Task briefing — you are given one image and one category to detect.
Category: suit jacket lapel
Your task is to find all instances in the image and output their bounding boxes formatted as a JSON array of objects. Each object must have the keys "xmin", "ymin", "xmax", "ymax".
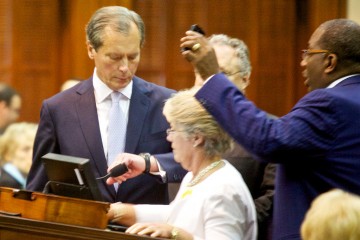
[
  {"xmin": 75, "ymin": 79, "xmax": 108, "ymax": 177},
  {"xmin": 126, "ymin": 78, "xmax": 150, "ymax": 153}
]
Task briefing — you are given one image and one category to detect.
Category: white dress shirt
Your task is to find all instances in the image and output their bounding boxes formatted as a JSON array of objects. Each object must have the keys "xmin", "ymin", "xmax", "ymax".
[
  {"xmin": 327, "ymin": 74, "xmax": 360, "ymax": 88},
  {"xmin": 92, "ymin": 68, "xmax": 133, "ymax": 161}
]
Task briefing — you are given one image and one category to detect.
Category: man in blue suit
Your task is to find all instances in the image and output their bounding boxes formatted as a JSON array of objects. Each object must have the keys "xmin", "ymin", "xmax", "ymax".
[
  {"xmin": 26, "ymin": 6, "xmax": 186, "ymax": 204},
  {"xmin": 180, "ymin": 19, "xmax": 360, "ymax": 240}
]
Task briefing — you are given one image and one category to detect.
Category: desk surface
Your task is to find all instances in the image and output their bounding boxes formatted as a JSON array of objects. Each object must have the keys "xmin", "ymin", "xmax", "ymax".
[{"xmin": 0, "ymin": 214, "xmax": 164, "ymax": 240}]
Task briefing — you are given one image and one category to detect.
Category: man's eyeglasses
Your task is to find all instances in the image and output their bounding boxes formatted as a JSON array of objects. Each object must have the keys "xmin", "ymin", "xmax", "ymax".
[
  {"xmin": 302, "ymin": 49, "xmax": 330, "ymax": 60},
  {"xmin": 221, "ymin": 70, "xmax": 242, "ymax": 77}
]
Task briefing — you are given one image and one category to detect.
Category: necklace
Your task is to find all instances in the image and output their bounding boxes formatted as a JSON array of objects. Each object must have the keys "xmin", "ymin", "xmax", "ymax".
[{"xmin": 187, "ymin": 160, "xmax": 222, "ymax": 187}]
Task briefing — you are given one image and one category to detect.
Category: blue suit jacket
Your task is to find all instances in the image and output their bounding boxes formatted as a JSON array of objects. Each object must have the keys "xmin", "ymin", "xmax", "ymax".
[
  {"xmin": 27, "ymin": 76, "xmax": 186, "ymax": 204},
  {"xmin": 195, "ymin": 74, "xmax": 360, "ymax": 240}
]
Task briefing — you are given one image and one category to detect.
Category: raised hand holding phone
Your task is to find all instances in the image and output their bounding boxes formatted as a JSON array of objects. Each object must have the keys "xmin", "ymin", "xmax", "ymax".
[{"xmin": 182, "ymin": 24, "xmax": 206, "ymax": 51}]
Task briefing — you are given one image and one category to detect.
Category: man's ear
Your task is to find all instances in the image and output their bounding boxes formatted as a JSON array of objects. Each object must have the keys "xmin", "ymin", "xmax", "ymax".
[
  {"xmin": 86, "ymin": 42, "xmax": 95, "ymax": 59},
  {"xmin": 241, "ymin": 75, "xmax": 250, "ymax": 89},
  {"xmin": 324, "ymin": 53, "xmax": 337, "ymax": 73}
]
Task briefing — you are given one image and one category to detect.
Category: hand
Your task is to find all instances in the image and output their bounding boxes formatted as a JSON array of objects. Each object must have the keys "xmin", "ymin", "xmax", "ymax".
[
  {"xmin": 107, "ymin": 202, "xmax": 123, "ymax": 222},
  {"xmin": 180, "ymin": 30, "xmax": 220, "ymax": 81},
  {"xmin": 126, "ymin": 222, "xmax": 173, "ymax": 238},
  {"xmin": 107, "ymin": 202, "xmax": 136, "ymax": 226},
  {"xmin": 106, "ymin": 153, "xmax": 148, "ymax": 185}
]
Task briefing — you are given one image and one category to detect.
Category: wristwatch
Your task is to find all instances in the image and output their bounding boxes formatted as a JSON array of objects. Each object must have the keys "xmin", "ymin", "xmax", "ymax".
[{"xmin": 139, "ymin": 153, "xmax": 151, "ymax": 173}]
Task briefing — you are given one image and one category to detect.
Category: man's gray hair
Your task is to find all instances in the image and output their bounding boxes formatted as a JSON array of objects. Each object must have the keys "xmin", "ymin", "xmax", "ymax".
[
  {"xmin": 86, "ymin": 6, "xmax": 145, "ymax": 51},
  {"xmin": 208, "ymin": 34, "xmax": 252, "ymax": 78}
]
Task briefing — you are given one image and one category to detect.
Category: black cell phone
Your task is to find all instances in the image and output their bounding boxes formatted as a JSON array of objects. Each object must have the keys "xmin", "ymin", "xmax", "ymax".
[
  {"xmin": 183, "ymin": 24, "xmax": 206, "ymax": 51},
  {"xmin": 190, "ymin": 24, "xmax": 205, "ymax": 35}
]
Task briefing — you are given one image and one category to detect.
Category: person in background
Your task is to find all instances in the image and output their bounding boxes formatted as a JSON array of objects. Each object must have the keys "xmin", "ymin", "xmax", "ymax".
[
  {"xmin": 107, "ymin": 87, "xmax": 257, "ymax": 240},
  {"xmin": 0, "ymin": 122, "xmax": 38, "ymax": 189},
  {"xmin": 60, "ymin": 79, "xmax": 81, "ymax": 91},
  {"xmin": 0, "ymin": 83, "xmax": 22, "ymax": 134},
  {"xmin": 194, "ymin": 34, "xmax": 275, "ymax": 240},
  {"xmin": 180, "ymin": 18, "xmax": 360, "ymax": 240},
  {"xmin": 301, "ymin": 189, "xmax": 360, "ymax": 240},
  {"xmin": 26, "ymin": 6, "xmax": 186, "ymax": 204}
]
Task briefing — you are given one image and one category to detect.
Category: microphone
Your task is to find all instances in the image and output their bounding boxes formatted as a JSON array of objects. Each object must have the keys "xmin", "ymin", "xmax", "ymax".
[{"xmin": 96, "ymin": 163, "xmax": 128, "ymax": 180}]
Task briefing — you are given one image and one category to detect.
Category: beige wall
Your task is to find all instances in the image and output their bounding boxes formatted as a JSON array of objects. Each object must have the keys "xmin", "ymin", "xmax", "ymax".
[{"xmin": 347, "ymin": 0, "xmax": 360, "ymax": 24}]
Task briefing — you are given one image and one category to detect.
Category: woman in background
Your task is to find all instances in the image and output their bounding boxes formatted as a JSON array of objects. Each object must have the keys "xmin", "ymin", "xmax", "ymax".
[
  {"xmin": 107, "ymin": 87, "xmax": 257, "ymax": 240},
  {"xmin": 0, "ymin": 122, "xmax": 38, "ymax": 189},
  {"xmin": 301, "ymin": 189, "xmax": 360, "ymax": 240}
]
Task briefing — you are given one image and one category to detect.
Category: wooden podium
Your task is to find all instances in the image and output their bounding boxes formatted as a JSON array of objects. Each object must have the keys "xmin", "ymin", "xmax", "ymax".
[
  {"xmin": 0, "ymin": 214, "xmax": 160, "ymax": 240},
  {"xmin": 0, "ymin": 187, "xmax": 163, "ymax": 240}
]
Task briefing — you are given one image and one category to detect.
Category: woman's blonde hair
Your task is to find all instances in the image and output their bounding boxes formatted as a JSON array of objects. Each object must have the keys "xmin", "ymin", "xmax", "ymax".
[
  {"xmin": 0, "ymin": 122, "xmax": 38, "ymax": 166},
  {"xmin": 163, "ymin": 87, "xmax": 232, "ymax": 158},
  {"xmin": 301, "ymin": 189, "xmax": 360, "ymax": 240}
]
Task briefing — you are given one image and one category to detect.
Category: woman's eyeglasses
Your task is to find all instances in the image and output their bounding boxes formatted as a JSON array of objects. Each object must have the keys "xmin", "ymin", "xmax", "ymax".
[{"xmin": 166, "ymin": 128, "xmax": 184, "ymax": 136}]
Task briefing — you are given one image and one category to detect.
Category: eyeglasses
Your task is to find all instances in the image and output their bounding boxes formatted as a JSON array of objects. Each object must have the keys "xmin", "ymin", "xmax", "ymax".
[
  {"xmin": 221, "ymin": 70, "xmax": 242, "ymax": 77},
  {"xmin": 302, "ymin": 49, "xmax": 330, "ymax": 60},
  {"xmin": 166, "ymin": 128, "xmax": 184, "ymax": 136}
]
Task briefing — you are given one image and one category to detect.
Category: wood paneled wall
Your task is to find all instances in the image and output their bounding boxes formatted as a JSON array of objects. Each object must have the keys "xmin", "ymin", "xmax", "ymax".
[{"xmin": 0, "ymin": 0, "xmax": 346, "ymax": 123}]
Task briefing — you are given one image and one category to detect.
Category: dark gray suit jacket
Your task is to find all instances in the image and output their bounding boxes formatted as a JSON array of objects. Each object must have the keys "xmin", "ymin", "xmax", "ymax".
[{"xmin": 27, "ymin": 76, "xmax": 186, "ymax": 204}]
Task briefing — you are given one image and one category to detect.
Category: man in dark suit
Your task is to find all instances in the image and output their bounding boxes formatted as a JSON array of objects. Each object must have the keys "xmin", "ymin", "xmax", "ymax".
[
  {"xmin": 26, "ymin": 6, "xmax": 186, "ymax": 204},
  {"xmin": 195, "ymin": 34, "xmax": 275, "ymax": 240},
  {"xmin": 180, "ymin": 19, "xmax": 360, "ymax": 240}
]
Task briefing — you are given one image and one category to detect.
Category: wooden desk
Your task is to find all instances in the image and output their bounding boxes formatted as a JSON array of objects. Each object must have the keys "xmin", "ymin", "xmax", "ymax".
[
  {"xmin": 0, "ymin": 215, "xmax": 163, "ymax": 240},
  {"xmin": 0, "ymin": 187, "xmax": 164, "ymax": 239},
  {"xmin": 0, "ymin": 187, "xmax": 109, "ymax": 229}
]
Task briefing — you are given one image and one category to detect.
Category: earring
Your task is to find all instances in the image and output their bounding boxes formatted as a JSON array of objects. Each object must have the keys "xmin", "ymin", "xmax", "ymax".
[{"xmin": 193, "ymin": 144, "xmax": 198, "ymax": 147}]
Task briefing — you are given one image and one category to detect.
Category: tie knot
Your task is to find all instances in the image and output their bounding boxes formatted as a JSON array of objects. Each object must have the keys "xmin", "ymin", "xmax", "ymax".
[{"xmin": 111, "ymin": 91, "xmax": 122, "ymax": 102}]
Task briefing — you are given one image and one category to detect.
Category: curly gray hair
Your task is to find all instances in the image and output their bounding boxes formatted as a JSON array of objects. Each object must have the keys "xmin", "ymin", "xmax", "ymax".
[{"xmin": 208, "ymin": 34, "xmax": 252, "ymax": 78}]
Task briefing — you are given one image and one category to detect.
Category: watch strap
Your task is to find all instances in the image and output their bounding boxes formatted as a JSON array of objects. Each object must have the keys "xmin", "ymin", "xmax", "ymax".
[{"xmin": 140, "ymin": 153, "xmax": 151, "ymax": 173}]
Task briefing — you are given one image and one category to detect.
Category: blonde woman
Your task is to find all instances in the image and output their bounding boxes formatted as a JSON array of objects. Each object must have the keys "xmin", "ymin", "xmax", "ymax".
[
  {"xmin": 301, "ymin": 189, "xmax": 360, "ymax": 240},
  {"xmin": 107, "ymin": 88, "xmax": 257, "ymax": 240},
  {"xmin": 0, "ymin": 122, "xmax": 38, "ymax": 189}
]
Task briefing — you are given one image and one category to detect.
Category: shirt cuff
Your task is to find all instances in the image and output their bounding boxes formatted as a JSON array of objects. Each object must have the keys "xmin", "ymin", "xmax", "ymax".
[
  {"xmin": 204, "ymin": 74, "xmax": 216, "ymax": 84},
  {"xmin": 149, "ymin": 159, "xmax": 167, "ymax": 183}
]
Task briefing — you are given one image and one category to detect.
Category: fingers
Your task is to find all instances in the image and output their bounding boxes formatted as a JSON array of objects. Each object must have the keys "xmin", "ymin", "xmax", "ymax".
[
  {"xmin": 180, "ymin": 30, "xmax": 220, "ymax": 80},
  {"xmin": 181, "ymin": 49, "xmax": 195, "ymax": 63},
  {"xmin": 107, "ymin": 171, "xmax": 132, "ymax": 185},
  {"xmin": 107, "ymin": 153, "xmax": 133, "ymax": 174},
  {"xmin": 106, "ymin": 153, "xmax": 131, "ymax": 185},
  {"xmin": 179, "ymin": 30, "xmax": 209, "ymax": 63},
  {"xmin": 126, "ymin": 223, "xmax": 148, "ymax": 235},
  {"xmin": 126, "ymin": 223, "xmax": 171, "ymax": 238},
  {"xmin": 106, "ymin": 153, "xmax": 146, "ymax": 185},
  {"xmin": 180, "ymin": 31, "xmax": 206, "ymax": 54},
  {"xmin": 106, "ymin": 175, "xmax": 126, "ymax": 185}
]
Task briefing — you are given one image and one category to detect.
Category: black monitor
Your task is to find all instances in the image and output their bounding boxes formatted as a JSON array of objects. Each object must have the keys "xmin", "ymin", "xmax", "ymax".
[{"xmin": 42, "ymin": 153, "xmax": 104, "ymax": 202}]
